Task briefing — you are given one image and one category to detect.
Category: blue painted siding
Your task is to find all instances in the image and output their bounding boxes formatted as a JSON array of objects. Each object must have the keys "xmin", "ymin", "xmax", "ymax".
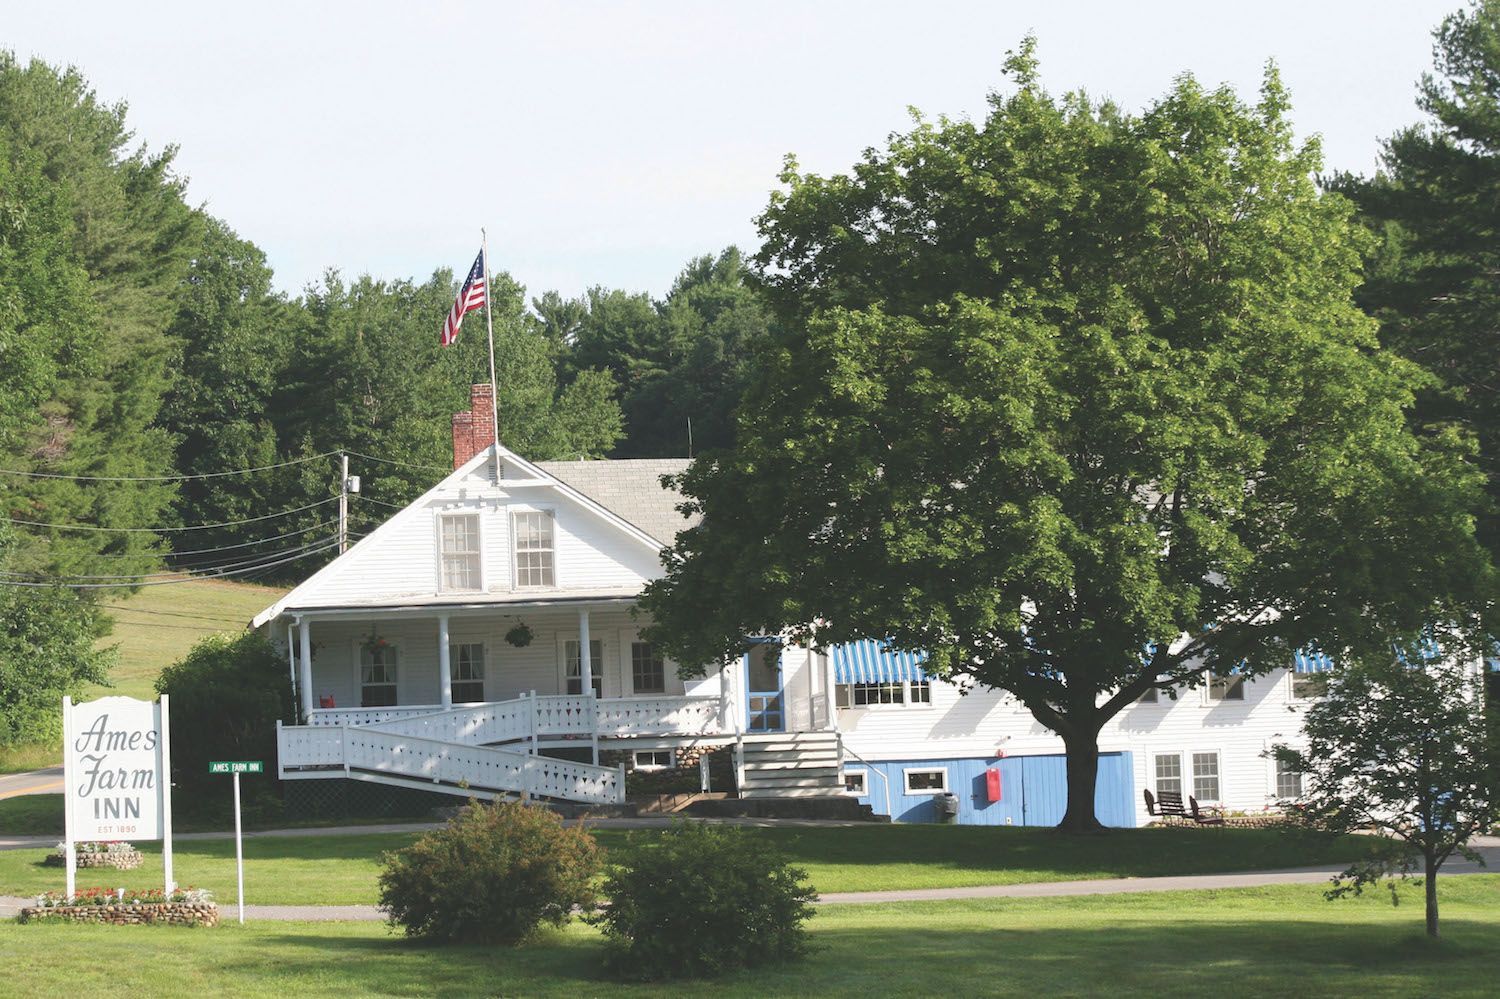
[{"xmin": 848, "ymin": 752, "xmax": 1136, "ymax": 827}]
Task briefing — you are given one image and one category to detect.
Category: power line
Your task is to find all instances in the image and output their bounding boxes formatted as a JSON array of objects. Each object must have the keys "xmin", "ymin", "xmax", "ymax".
[
  {"xmin": 4, "ymin": 496, "xmax": 339, "ymax": 533},
  {"xmin": 0, "ymin": 536, "xmax": 338, "ymax": 581},
  {"xmin": 356, "ymin": 496, "xmax": 409, "ymax": 511},
  {"xmin": 72, "ymin": 519, "xmax": 341, "ymax": 559},
  {"xmin": 0, "ymin": 450, "xmax": 344, "ymax": 482},
  {"xmin": 0, "ymin": 540, "xmax": 341, "ymax": 589},
  {"xmin": 341, "ymin": 449, "xmax": 453, "ymax": 473}
]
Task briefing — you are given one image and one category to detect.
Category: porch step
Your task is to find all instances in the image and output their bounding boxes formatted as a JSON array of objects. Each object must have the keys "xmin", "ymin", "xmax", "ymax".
[
  {"xmin": 743, "ymin": 757, "xmax": 840, "ymax": 771},
  {"xmin": 736, "ymin": 731, "xmax": 846, "ymax": 798}
]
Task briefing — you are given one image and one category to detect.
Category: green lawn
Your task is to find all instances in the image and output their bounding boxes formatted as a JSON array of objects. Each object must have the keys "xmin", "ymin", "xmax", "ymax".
[
  {"xmin": 0, "ymin": 822, "xmax": 1391, "ymax": 905},
  {"xmin": 90, "ymin": 578, "xmax": 288, "ymax": 701},
  {"xmin": 3, "ymin": 880, "xmax": 1498, "ymax": 997},
  {"xmin": 0, "ymin": 579, "xmax": 285, "ymax": 774}
]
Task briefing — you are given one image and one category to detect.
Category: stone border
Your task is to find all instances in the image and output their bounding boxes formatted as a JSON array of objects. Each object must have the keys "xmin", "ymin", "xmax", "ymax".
[
  {"xmin": 41, "ymin": 848, "xmax": 145, "ymax": 870},
  {"xmin": 18, "ymin": 902, "xmax": 219, "ymax": 926}
]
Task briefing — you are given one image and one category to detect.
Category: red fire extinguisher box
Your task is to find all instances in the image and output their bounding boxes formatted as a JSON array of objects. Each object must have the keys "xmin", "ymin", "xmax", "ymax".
[{"xmin": 985, "ymin": 767, "xmax": 1002, "ymax": 803}]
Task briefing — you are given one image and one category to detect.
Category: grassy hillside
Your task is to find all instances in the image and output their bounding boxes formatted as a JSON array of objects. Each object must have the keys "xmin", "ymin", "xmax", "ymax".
[
  {"xmin": 0, "ymin": 579, "xmax": 287, "ymax": 773},
  {"xmin": 90, "ymin": 579, "xmax": 289, "ymax": 701}
]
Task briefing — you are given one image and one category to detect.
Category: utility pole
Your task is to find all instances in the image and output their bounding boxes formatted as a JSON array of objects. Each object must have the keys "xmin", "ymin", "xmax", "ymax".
[{"xmin": 338, "ymin": 452, "xmax": 349, "ymax": 554}]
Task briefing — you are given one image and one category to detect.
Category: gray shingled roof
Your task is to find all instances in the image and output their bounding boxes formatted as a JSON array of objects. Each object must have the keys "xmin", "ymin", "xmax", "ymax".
[{"xmin": 536, "ymin": 458, "xmax": 699, "ymax": 545}]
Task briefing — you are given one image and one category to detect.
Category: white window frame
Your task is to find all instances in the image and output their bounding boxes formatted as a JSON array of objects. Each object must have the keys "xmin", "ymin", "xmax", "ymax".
[
  {"xmin": 510, "ymin": 507, "xmax": 556, "ymax": 589},
  {"xmin": 903, "ymin": 767, "xmax": 949, "ymax": 795},
  {"xmin": 1270, "ymin": 750, "xmax": 1303, "ymax": 800},
  {"xmin": 1288, "ymin": 669, "xmax": 1329, "ymax": 702},
  {"xmin": 449, "ymin": 641, "xmax": 486, "ymax": 704},
  {"xmin": 1204, "ymin": 672, "xmax": 1246, "ymax": 704},
  {"xmin": 838, "ymin": 680, "xmax": 933, "ymax": 709},
  {"xmin": 630, "ymin": 640, "xmax": 667, "ymax": 695},
  {"xmin": 354, "ymin": 639, "xmax": 400, "ymax": 708},
  {"xmin": 1191, "ymin": 749, "xmax": 1223, "ymax": 804},
  {"xmin": 842, "ymin": 769, "xmax": 868, "ymax": 796},
  {"xmin": 1152, "ymin": 751, "xmax": 1184, "ymax": 798},
  {"xmin": 435, "ymin": 510, "xmax": 485, "ymax": 593},
  {"xmin": 632, "ymin": 749, "xmax": 674, "ymax": 771}
]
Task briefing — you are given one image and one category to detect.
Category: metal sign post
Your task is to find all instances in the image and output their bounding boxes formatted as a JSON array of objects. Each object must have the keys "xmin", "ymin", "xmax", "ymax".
[{"xmin": 208, "ymin": 761, "xmax": 263, "ymax": 924}]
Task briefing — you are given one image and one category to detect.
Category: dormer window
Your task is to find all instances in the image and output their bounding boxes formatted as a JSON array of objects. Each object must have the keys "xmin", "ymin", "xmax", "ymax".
[
  {"xmin": 440, "ymin": 513, "xmax": 481, "ymax": 591},
  {"xmin": 512, "ymin": 510, "xmax": 555, "ymax": 587}
]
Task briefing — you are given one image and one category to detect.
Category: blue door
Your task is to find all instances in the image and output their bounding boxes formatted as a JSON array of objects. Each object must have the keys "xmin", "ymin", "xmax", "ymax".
[{"xmin": 744, "ymin": 643, "xmax": 784, "ymax": 732}]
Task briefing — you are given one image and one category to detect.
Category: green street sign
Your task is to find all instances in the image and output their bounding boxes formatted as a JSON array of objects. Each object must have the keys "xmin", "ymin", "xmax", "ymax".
[{"xmin": 208, "ymin": 761, "xmax": 264, "ymax": 775}]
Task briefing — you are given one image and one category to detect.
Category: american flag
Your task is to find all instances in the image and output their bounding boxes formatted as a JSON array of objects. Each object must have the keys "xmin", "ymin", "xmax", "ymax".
[{"xmin": 440, "ymin": 249, "xmax": 487, "ymax": 346}]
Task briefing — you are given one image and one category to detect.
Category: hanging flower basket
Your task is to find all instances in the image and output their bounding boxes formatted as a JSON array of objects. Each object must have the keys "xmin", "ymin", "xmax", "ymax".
[
  {"xmin": 505, "ymin": 622, "xmax": 534, "ymax": 648},
  {"xmin": 361, "ymin": 630, "xmax": 392, "ymax": 656}
]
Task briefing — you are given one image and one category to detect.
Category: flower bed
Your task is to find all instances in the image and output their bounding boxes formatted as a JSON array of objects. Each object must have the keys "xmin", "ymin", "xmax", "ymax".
[
  {"xmin": 19, "ymin": 887, "xmax": 218, "ymax": 926},
  {"xmin": 41, "ymin": 842, "xmax": 144, "ymax": 870}
]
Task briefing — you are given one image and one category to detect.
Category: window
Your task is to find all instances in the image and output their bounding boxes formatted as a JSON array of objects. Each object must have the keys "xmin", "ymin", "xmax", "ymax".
[
  {"xmin": 1137, "ymin": 687, "xmax": 1159, "ymax": 704},
  {"xmin": 843, "ymin": 770, "xmax": 868, "ymax": 796},
  {"xmin": 1192, "ymin": 751, "xmax": 1221, "ymax": 802},
  {"xmin": 631, "ymin": 642, "xmax": 666, "ymax": 695},
  {"xmin": 565, "ymin": 639, "xmax": 603, "ymax": 697},
  {"xmin": 904, "ymin": 768, "xmax": 948, "ymax": 794},
  {"xmin": 439, "ymin": 514, "xmax": 481, "ymax": 591},
  {"xmin": 1207, "ymin": 672, "xmax": 1245, "ymax": 701},
  {"xmin": 851, "ymin": 682, "xmax": 904, "ymax": 706},
  {"xmin": 512, "ymin": 511, "xmax": 555, "ymax": 587},
  {"xmin": 450, "ymin": 643, "xmax": 485, "ymax": 704},
  {"xmin": 1274, "ymin": 756, "xmax": 1303, "ymax": 799},
  {"xmin": 360, "ymin": 644, "xmax": 397, "ymax": 707},
  {"xmin": 632, "ymin": 749, "xmax": 673, "ymax": 771},
  {"xmin": 908, "ymin": 679, "xmax": 932, "ymax": 704},
  {"xmin": 1291, "ymin": 673, "xmax": 1328, "ymax": 700},
  {"xmin": 1153, "ymin": 753, "xmax": 1182, "ymax": 797}
]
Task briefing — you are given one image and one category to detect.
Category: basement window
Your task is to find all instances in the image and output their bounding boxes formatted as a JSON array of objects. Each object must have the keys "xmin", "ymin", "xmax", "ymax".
[
  {"xmin": 903, "ymin": 768, "xmax": 948, "ymax": 794},
  {"xmin": 843, "ymin": 770, "xmax": 868, "ymax": 796},
  {"xmin": 633, "ymin": 750, "xmax": 673, "ymax": 771}
]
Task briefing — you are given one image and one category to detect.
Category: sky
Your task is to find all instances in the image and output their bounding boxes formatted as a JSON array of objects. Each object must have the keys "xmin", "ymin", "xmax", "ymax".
[{"xmin": 4, "ymin": 1, "xmax": 1460, "ymax": 301}]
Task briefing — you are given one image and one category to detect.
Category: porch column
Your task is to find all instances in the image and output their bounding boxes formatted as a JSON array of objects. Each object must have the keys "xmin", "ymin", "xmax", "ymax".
[
  {"xmin": 578, "ymin": 607, "xmax": 593, "ymax": 697},
  {"xmin": 297, "ymin": 616, "xmax": 313, "ymax": 721},
  {"xmin": 437, "ymin": 614, "xmax": 453, "ymax": 709},
  {"xmin": 824, "ymin": 650, "xmax": 840, "ymax": 732}
]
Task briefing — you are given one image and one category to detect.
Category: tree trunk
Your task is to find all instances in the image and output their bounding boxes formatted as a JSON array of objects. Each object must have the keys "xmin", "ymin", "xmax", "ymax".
[
  {"xmin": 1058, "ymin": 728, "xmax": 1106, "ymax": 833},
  {"xmin": 1425, "ymin": 851, "xmax": 1439, "ymax": 939}
]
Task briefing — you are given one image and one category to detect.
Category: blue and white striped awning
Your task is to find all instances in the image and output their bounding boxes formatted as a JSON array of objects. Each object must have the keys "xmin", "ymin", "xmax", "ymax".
[
  {"xmin": 831, "ymin": 640, "xmax": 929, "ymax": 684},
  {"xmin": 1293, "ymin": 647, "xmax": 1335, "ymax": 674}
]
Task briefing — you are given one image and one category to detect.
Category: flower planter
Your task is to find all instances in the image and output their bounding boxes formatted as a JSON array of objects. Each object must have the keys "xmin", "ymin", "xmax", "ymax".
[
  {"xmin": 42, "ymin": 843, "xmax": 144, "ymax": 870},
  {"xmin": 21, "ymin": 887, "xmax": 217, "ymax": 926},
  {"xmin": 18, "ymin": 902, "xmax": 219, "ymax": 927}
]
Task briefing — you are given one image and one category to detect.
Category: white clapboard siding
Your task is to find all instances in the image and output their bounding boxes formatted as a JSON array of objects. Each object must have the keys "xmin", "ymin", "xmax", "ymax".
[
  {"xmin": 837, "ymin": 669, "xmax": 1317, "ymax": 825},
  {"xmin": 259, "ymin": 450, "xmax": 667, "ymax": 621}
]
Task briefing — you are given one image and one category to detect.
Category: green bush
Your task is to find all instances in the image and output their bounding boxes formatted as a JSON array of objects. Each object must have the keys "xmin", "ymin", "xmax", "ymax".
[
  {"xmin": 154, "ymin": 631, "xmax": 291, "ymax": 811},
  {"xmin": 379, "ymin": 800, "xmax": 601, "ymax": 944},
  {"xmin": 592, "ymin": 821, "xmax": 817, "ymax": 979}
]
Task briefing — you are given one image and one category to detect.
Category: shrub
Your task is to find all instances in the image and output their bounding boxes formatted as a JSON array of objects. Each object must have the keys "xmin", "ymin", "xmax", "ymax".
[
  {"xmin": 593, "ymin": 821, "xmax": 817, "ymax": 979},
  {"xmin": 154, "ymin": 632, "xmax": 292, "ymax": 814},
  {"xmin": 378, "ymin": 800, "xmax": 600, "ymax": 944}
]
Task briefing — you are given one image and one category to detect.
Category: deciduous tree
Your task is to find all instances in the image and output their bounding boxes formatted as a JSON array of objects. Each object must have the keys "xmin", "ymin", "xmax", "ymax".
[{"xmin": 643, "ymin": 42, "xmax": 1495, "ymax": 831}]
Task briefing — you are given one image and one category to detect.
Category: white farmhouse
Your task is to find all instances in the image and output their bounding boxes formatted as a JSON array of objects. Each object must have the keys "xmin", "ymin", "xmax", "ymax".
[{"xmin": 257, "ymin": 385, "xmax": 1358, "ymax": 827}]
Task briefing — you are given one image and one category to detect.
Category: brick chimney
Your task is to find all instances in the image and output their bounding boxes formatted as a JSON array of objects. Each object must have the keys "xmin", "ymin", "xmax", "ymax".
[{"xmin": 452, "ymin": 383, "xmax": 497, "ymax": 469}]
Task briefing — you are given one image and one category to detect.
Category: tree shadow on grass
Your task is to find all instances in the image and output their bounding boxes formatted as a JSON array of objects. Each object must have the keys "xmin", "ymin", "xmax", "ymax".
[{"xmin": 202, "ymin": 905, "xmax": 1500, "ymax": 998}]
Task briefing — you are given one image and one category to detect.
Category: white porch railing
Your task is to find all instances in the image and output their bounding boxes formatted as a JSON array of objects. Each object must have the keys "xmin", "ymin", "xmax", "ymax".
[
  {"xmin": 301, "ymin": 694, "xmax": 727, "ymax": 741},
  {"xmin": 306, "ymin": 705, "xmax": 442, "ymax": 727},
  {"xmin": 278, "ymin": 722, "xmax": 625, "ymax": 804},
  {"xmin": 357, "ymin": 699, "xmax": 533, "ymax": 745},
  {"xmin": 596, "ymin": 695, "xmax": 727, "ymax": 738}
]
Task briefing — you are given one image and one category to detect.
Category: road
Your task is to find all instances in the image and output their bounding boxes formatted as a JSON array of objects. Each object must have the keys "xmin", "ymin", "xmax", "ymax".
[{"xmin": 0, "ymin": 767, "xmax": 62, "ymax": 802}]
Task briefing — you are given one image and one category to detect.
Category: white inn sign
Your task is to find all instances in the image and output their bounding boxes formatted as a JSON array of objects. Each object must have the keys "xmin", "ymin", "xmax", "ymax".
[{"xmin": 62, "ymin": 695, "xmax": 175, "ymax": 900}]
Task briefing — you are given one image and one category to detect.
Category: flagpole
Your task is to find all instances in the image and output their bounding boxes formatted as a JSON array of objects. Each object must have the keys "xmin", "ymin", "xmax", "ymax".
[{"xmin": 481, "ymin": 228, "xmax": 500, "ymax": 452}]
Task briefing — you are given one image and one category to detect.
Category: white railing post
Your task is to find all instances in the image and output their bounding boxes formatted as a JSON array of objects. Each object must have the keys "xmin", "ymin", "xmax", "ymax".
[
  {"xmin": 617, "ymin": 761, "xmax": 627, "ymax": 804},
  {"xmin": 528, "ymin": 689, "xmax": 538, "ymax": 756},
  {"xmin": 275, "ymin": 720, "xmax": 284, "ymax": 778}
]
